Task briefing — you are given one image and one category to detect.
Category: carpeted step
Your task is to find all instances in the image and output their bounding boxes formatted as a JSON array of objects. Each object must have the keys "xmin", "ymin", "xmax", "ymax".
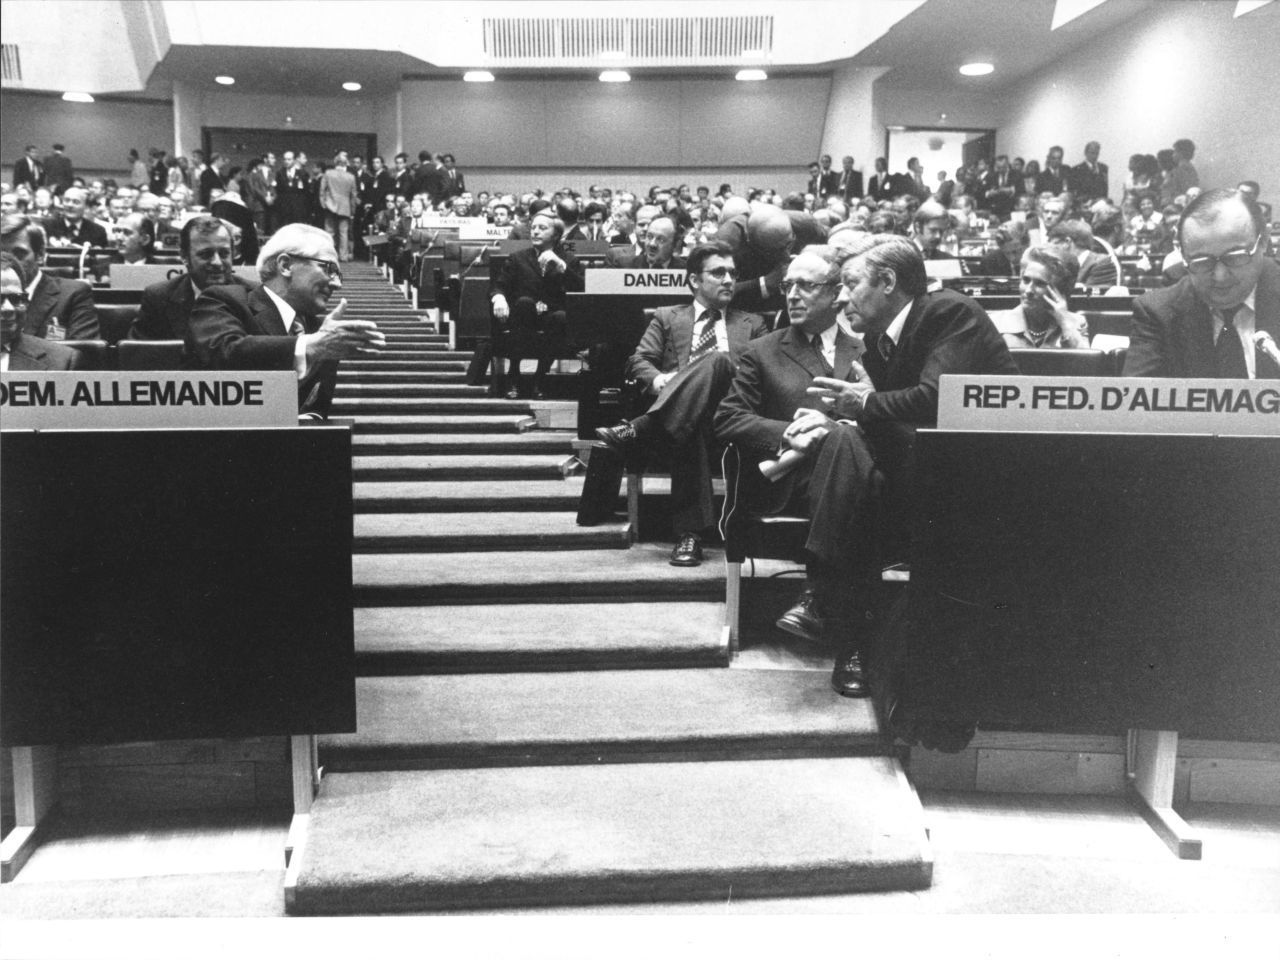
[
  {"xmin": 353, "ymin": 512, "xmax": 629, "ymax": 551},
  {"xmin": 341, "ymin": 361, "xmax": 469, "ymax": 373},
  {"xmin": 286, "ymin": 756, "xmax": 931, "ymax": 914},
  {"xmin": 352, "ymin": 601, "xmax": 726, "ymax": 672},
  {"xmin": 321, "ymin": 668, "xmax": 881, "ymax": 769},
  {"xmin": 338, "ymin": 371, "xmax": 468, "ymax": 384},
  {"xmin": 350, "ymin": 431, "xmax": 575, "ymax": 456},
  {"xmin": 352, "ymin": 455, "xmax": 574, "ymax": 481},
  {"xmin": 333, "ymin": 384, "xmax": 487, "ymax": 398},
  {"xmin": 352, "ymin": 415, "xmax": 536, "ymax": 434},
  {"xmin": 354, "ymin": 478, "xmax": 589, "ymax": 512},
  {"xmin": 371, "ymin": 349, "xmax": 473, "ymax": 360},
  {"xmin": 330, "ymin": 398, "xmax": 534, "ymax": 415},
  {"xmin": 352, "ymin": 543, "xmax": 793, "ymax": 604}
]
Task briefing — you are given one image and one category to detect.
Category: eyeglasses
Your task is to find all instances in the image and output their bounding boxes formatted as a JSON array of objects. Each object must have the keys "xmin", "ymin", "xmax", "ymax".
[
  {"xmin": 0, "ymin": 292, "xmax": 30, "ymax": 308},
  {"xmin": 782, "ymin": 279, "xmax": 837, "ymax": 296},
  {"xmin": 701, "ymin": 267, "xmax": 739, "ymax": 280},
  {"xmin": 290, "ymin": 254, "xmax": 342, "ymax": 280},
  {"xmin": 1183, "ymin": 234, "xmax": 1263, "ymax": 275}
]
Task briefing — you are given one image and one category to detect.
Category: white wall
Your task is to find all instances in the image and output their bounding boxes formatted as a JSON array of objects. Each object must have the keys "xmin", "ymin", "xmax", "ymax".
[
  {"xmin": 456, "ymin": 166, "xmax": 805, "ymax": 199},
  {"xmin": 994, "ymin": 0, "xmax": 1280, "ymax": 195}
]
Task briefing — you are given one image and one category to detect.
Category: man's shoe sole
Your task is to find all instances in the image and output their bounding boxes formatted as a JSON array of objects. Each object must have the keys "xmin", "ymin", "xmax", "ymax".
[
  {"xmin": 775, "ymin": 615, "xmax": 824, "ymax": 644},
  {"xmin": 669, "ymin": 554, "xmax": 703, "ymax": 567}
]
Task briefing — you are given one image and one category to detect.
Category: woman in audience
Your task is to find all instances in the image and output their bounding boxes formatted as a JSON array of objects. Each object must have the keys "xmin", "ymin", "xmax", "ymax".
[
  {"xmin": 988, "ymin": 245, "xmax": 1089, "ymax": 349},
  {"xmin": 1128, "ymin": 193, "xmax": 1163, "ymax": 248},
  {"xmin": 1021, "ymin": 159, "xmax": 1040, "ymax": 198}
]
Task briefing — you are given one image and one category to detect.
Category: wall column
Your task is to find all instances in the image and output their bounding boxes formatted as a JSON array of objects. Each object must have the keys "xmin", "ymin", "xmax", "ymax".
[
  {"xmin": 819, "ymin": 63, "xmax": 890, "ymax": 180},
  {"xmin": 172, "ymin": 80, "xmax": 204, "ymax": 159}
]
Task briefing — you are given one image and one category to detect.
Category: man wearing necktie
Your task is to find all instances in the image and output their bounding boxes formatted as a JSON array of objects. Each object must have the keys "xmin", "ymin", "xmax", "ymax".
[
  {"xmin": 1125, "ymin": 189, "xmax": 1280, "ymax": 380},
  {"xmin": 595, "ymin": 243, "xmax": 767, "ymax": 566},
  {"xmin": 187, "ymin": 223, "xmax": 385, "ymax": 418}
]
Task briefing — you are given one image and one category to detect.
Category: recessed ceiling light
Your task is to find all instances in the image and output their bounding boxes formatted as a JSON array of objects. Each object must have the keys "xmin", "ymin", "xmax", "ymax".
[
  {"xmin": 736, "ymin": 69, "xmax": 767, "ymax": 82},
  {"xmin": 215, "ymin": 75, "xmax": 235, "ymax": 86},
  {"xmin": 62, "ymin": 92, "xmax": 94, "ymax": 103},
  {"xmin": 959, "ymin": 62, "xmax": 994, "ymax": 76},
  {"xmin": 342, "ymin": 82, "xmax": 362, "ymax": 92},
  {"xmin": 463, "ymin": 71, "xmax": 495, "ymax": 82},
  {"xmin": 599, "ymin": 70, "xmax": 630, "ymax": 83}
]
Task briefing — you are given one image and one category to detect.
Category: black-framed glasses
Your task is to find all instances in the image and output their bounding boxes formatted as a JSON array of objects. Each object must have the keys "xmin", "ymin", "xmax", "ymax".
[
  {"xmin": 1183, "ymin": 234, "xmax": 1263, "ymax": 275},
  {"xmin": 0, "ymin": 292, "xmax": 30, "ymax": 308},
  {"xmin": 782, "ymin": 279, "xmax": 837, "ymax": 296},
  {"xmin": 289, "ymin": 254, "xmax": 342, "ymax": 280}
]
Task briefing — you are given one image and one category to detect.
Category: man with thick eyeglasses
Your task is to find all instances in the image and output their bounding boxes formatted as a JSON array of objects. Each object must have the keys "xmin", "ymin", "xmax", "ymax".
[
  {"xmin": 0, "ymin": 252, "xmax": 81, "ymax": 370},
  {"xmin": 188, "ymin": 223, "xmax": 385, "ymax": 418},
  {"xmin": 594, "ymin": 243, "xmax": 767, "ymax": 566},
  {"xmin": 1125, "ymin": 189, "xmax": 1279, "ymax": 379}
]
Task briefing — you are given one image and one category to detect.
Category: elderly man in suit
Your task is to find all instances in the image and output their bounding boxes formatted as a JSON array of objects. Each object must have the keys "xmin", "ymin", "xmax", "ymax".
[
  {"xmin": 320, "ymin": 154, "xmax": 359, "ymax": 262},
  {"xmin": 1125, "ymin": 189, "xmax": 1279, "ymax": 380},
  {"xmin": 0, "ymin": 213, "xmax": 98, "ymax": 341},
  {"xmin": 716, "ymin": 237, "xmax": 1016, "ymax": 696},
  {"xmin": 43, "ymin": 187, "xmax": 109, "ymax": 248},
  {"xmin": 595, "ymin": 243, "xmax": 768, "ymax": 566},
  {"xmin": 1, "ymin": 253, "xmax": 81, "ymax": 370},
  {"xmin": 187, "ymin": 223, "xmax": 385, "ymax": 418},
  {"xmin": 604, "ymin": 215, "xmax": 686, "ymax": 271}
]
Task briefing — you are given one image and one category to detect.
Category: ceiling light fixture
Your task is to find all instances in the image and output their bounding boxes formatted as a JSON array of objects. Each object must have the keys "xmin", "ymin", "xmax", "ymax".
[
  {"xmin": 1234, "ymin": 0, "xmax": 1274, "ymax": 15},
  {"xmin": 62, "ymin": 92, "xmax": 94, "ymax": 103},
  {"xmin": 599, "ymin": 70, "xmax": 630, "ymax": 83},
  {"xmin": 342, "ymin": 82, "xmax": 362, "ymax": 92},
  {"xmin": 215, "ymin": 75, "xmax": 235, "ymax": 86},
  {"xmin": 959, "ymin": 62, "xmax": 994, "ymax": 76},
  {"xmin": 736, "ymin": 69, "xmax": 767, "ymax": 81},
  {"xmin": 463, "ymin": 71, "xmax": 495, "ymax": 82}
]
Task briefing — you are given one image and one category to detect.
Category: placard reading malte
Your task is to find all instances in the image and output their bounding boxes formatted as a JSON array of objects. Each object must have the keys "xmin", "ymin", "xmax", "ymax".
[
  {"xmin": 938, "ymin": 375, "xmax": 1280, "ymax": 436},
  {"xmin": 0, "ymin": 371, "xmax": 299, "ymax": 429}
]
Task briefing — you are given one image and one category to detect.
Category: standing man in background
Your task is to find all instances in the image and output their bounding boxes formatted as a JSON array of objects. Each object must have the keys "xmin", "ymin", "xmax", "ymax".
[
  {"xmin": 13, "ymin": 145, "xmax": 43, "ymax": 191},
  {"xmin": 320, "ymin": 154, "xmax": 358, "ymax": 262},
  {"xmin": 42, "ymin": 144, "xmax": 74, "ymax": 195}
]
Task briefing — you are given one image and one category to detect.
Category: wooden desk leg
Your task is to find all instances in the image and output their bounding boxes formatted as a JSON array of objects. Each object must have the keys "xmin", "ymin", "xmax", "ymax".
[
  {"xmin": 1, "ymin": 746, "xmax": 58, "ymax": 882},
  {"xmin": 1126, "ymin": 728, "xmax": 1202, "ymax": 860}
]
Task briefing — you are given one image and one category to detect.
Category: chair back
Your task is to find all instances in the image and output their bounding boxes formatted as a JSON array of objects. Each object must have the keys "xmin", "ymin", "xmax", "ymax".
[
  {"xmin": 62, "ymin": 339, "xmax": 110, "ymax": 370},
  {"xmin": 96, "ymin": 303, "xmax": 140, "ymax": 344},
  {"xmin": 118, "ymin": 339, "xmax": 185, "ymax": 370},
  {"xmin": 1010, "ymin": 347, "xmax": 1112, "ymax": 377}
]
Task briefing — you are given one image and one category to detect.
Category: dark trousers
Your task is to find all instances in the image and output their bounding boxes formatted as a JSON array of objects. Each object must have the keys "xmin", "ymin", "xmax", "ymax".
[
  {"xmin": 643, "ymin": 352, "xmax": 736, "ymax": 535},
  {"xmin": 502, "ymin": 298, "xmax": 566, "ymax": 386}
]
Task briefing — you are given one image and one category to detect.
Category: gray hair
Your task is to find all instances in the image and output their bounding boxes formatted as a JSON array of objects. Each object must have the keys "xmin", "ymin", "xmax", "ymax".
[
  {"xmin": 257, "ymin": 223, "xmax": 333, "ymax": 282},
  {"xmin": 841, "ymin": 234, "xmax": 928, "ymax": 298}
]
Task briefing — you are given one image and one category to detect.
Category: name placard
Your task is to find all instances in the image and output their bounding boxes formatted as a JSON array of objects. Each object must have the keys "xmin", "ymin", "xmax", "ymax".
[
  {"xmin": 458, "ymin": 223, "xmax": 512, "ymax": 241},
  {"xmin": 108, "ymin": 264, "xmax": 259, "ymax": 290},
  {"xmin": 585, "ymin": 269, "xmax": 689, "ymax": 295},
  {"xmin": 419, "ymin": 215, "xmax": 486, "ymax": 229},
  {"xmin": 0, "ymin": 372, "xmax": 299, "ymax": 429},
  {"xmin": 937, "ymin": 375, "xmax": 1280, "ymax": 436}
]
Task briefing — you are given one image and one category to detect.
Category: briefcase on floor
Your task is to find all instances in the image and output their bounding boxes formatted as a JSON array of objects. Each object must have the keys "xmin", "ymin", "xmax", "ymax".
[{"xmin": 576, "ymin": 445, "xmax": 624, "ymax": 526}]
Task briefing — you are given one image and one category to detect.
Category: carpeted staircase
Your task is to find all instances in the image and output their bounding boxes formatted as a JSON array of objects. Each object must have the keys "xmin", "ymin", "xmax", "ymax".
[{"xmin": 284, "ymin": 261, "xmax": 932, "ymax": 914}]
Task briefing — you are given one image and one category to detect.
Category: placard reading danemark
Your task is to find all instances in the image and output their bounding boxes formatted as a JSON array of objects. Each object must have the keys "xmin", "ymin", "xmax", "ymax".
[
  {"xmin": 938, "ymin": 375, "xmax": 1280, "ymax": 436},
  {"xmin": 0, "ymin": 371, "xmax": 299, "ymax": 429},
  {"xmin": 584, "ymin": 269, "xmax": 688, "ymax": 295}
]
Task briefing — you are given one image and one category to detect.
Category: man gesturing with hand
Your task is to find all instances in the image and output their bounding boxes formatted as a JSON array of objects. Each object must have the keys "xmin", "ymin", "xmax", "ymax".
[{"xmin": 189, "ymin": 223, "xmax": 385, "ymax": 418}]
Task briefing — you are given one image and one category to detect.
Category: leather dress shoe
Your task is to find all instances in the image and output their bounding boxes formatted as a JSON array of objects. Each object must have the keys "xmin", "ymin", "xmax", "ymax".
[
  {"xmin": 504, "ymin": 385, "xmax": 520, "ymax": 400},
  {"xmin": 594, "ymin": 421, "xmax": 638, "ymax": 451},
  {"xmin": 775, "ymin": 588, "xmax": 824, "ymax": 643},
  {"xmin": 831, "ymin": 648, "xmax": 868, "ymax": 698},
  {"xmin": 669, "ymin": 532, "xmax": 703, "ymax": 567}
]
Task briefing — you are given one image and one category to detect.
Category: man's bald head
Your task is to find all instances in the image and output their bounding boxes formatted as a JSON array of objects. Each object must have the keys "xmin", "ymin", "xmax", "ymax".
[{"xmin": 747, "ymin": 205, "xmax": 794, "ymax": 255}]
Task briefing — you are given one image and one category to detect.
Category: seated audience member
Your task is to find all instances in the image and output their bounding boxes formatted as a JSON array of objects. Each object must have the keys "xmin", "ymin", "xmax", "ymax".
[
  {"xmin": 507, "ymin": 197, "xmax": 552, "ymax": 241},
  {"xmin": 128, "ymin": 215, "xmax": 246, "ymax": 342},
  {"xmin": 605, "ymin": 215, "xmax": 685, "ymax": 270},
  {"xmin": 1, "ymin": 193, "xmax": 21, "ymax": 216},
  {"xmin": 113, "ymin": 212, "xmax": 155, "ymax": 265},
  {"xmin": 187, "ymin": 223, "xmax": 385, "ymax": 418},
  {"xmin": 577, "ymin": 201, "xmax": 609, "ymax": 241},
  {"xmin": 1129, "ymin": 194, "xmax": 1164, "ymax": 246},
  {"xmin": 490, "ymin": 203, "xmax": 514, "ymax": 230},
  {"xmin": 977, "ymin": 222, "xmax": 1029, "ymax": 277},
  {"xmin": 595, "ymin": 243, "xmax": 768, "ymax": 566},
  {"xmin": 911, "ymin": 201, "xmax": 955, "ymax": 259},
  {"xmin": 556, "ymin": 197, "xmax": 588, "ymax": 241},
  {"xmin": 1047, "ymin": 219, "xmax": 1118, "ymax": 288},
  {"xmin": 1, "ymin": 253, "xmax": 82, "ymax": 370},
  {"xmin": 1028, "ymin": 195, "xmax": 1066, "ymax": 246},
  {"xmin": 31, "ymin": 187, "xmax": 55, "ymax": 217},
  {"xmin": 0, "ymin": 213, "xmax": 98, "ymax": 340},
  {"xmin": 1125, "ymin": 189, "xmax": 1278, "ymax": 379},
  {"xmin": 43, "ymin": 186, "xmax": 109, "ymax": 247},
  {"xmin": 714, "ymin": 236, "xmax": 1017, "ymax": 697},
  {"xmin": 490, "ymin": 210, "xmax": 586, "ymax": 399},
  {"xmin": 988, "ymin": 246, "xmax": 1089, "ymax": 349}
]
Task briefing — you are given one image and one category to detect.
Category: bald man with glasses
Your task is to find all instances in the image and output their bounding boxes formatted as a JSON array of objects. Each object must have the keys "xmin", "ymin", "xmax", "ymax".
[{"xmin": 1124, "ymin": 189, "xmax": 1279, "ymax": 379}]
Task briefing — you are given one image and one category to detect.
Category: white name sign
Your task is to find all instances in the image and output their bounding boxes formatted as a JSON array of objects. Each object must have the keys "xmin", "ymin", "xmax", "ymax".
[
  {"xmin": 108, "ymin": 264, "xmax": 259, "ymax": 290},
  {"xmin": 0, "ymin": 372, "xmax": 299, "ymax": 429},
  {"xmin": 938, "ymin": 375, "xmax": 1280, "ymax": 436},
  {"xmin": 584, "ymin": 269, "xmax": 689, "ymax": 295},
  {"xmin": 419, "ymin": 216, "xmax": 486, "ymax": 229},
  {"xmin": 458, "ymin": 223, "xmax": 512, "ymax": 241}
]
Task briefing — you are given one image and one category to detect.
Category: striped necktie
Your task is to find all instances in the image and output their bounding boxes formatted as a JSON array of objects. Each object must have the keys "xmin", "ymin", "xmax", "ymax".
[
  {"xmin": 689, "ymin": 309, "xmax": 720, "ymax": 363},
  {"xmin": 1215, "ymin": 306, "xmax": 1246, "ymax": 378}
]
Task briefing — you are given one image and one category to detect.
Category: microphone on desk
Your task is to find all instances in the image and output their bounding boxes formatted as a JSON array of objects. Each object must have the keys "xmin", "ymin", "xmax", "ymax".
[{"xmin": 1253, "ymin": 330, "xmax": 1280, "ymax": 370}]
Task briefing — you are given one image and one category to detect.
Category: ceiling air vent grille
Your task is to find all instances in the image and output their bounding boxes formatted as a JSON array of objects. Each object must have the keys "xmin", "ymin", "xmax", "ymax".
[
  {"xmin": 482, "ymin": 16, "xmax": 773, "ymax": 65},
  {"xmin": 1, "ymin": 44, "xmax": 22, "ymax": 83}
]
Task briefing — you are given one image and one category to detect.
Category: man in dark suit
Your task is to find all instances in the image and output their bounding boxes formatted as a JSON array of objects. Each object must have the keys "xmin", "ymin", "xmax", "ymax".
[
  {"xmin": 411, "ymin": 150, "xmax": 445, "ymax": 209},
  {"xmin": 275, "ymin": 151, "xmax": 311, "ymax": 227},
  {"xmin": 490, "ymin": 211, "xmax": 585, "ymax": 399},
  {"xmin": 1036, "ymin": 145, "xmax": 1069, "ymax": 196},
  {"xmin": 187, "ymin": 223, "xmax": 385, "ymax": 417},
  {"xmin": 390, "ymin": 153, "xmax": 413, "ymax": 206},
  {"xmin": 1, "ymin": 253, "xmax": 82, "ymax": 370},
  {"xmin": 13, "ymin": 145, "xmax": 43, "ymax": 191},
  {"xmin": 911, "ymin": 202, "xmax": 956, "ymax": 260},
  {"xmin": 244, "ymin": 155, "xmax": 277, "ymax": 235},
  {"xmin": 816, "ymin": 155, "xmax": 841, "ymax": 201},
  {"xmin": 1070, "ymin": 141, "xmax": 1109, "ymax": 203},
  {"xmin": 42, "ymin": 144, "xmax": 74, "ymax": 196},
  {"xmin": 980, "ymin": 154, "xmax": 1021, "ymax": 221},
  {"xmin": 604, "ymin": 215, "xmax": 686, "ymax": 270},
  {"xmin": 128, "ymin": 216, "xmax": 248, "ymax": 344},
  {"xmin": 805, "ymin": 162, "xmax": 824, "ymax": 201},
  {"xmin": 440, "ymin": 154, "xmax": 465, "ymax": 200},
  {"xmin": 595, "ymin": 243, "xmax": 768, "ymax": 565},
  {"xmin": 717, "ymin": 236, "xmax": 1017, "ymax": 696},
  {"xmin": 42, "ymin": 187, "xmax": 109, "ymax": 248},
  {"xmin": 0, "ymin": 213, "xmax": 98, "ymax": 340},
  {"xmin": 1125, "ymin": 189, "xmax": 1279, "ymax": 380},
  {"xmin": 867, "ymin": 157, "xmax": 893, "ymax": 203},
  {"xmin": 836, "ymin": 155, "xmax": 864, "ymax": 204}
]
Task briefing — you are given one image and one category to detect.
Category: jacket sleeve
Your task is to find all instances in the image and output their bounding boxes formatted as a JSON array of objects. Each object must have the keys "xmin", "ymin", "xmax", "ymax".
[
  {"xmin": 713, "ymin": 343, "xmax": 790, "ymax": 459},
  {"xmin": 1122, "ymin": 297, "xmax": 1170, "ymax": 377},
  {"xmin": 187, "ymin": 287, "xmax": 296, "ymax": 371},
  {"xmin": 127, "ymin": 286, "xmax": 167, "ymax": 340},
  {"xmin": 626, "ymin": 311, "xmax": 672, "ymax": 391},
  {"xmin": 63, "ymin": 281, "xmax": 100, "ymax": 341}
]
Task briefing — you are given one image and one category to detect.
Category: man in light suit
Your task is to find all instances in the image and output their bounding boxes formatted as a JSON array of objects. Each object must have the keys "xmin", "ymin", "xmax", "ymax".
[
  {"xmin": 595, "ymin": 243, "xmax": 768, "ymax": 566},
  {"xmin": 1, "ymin": 254, "xmax": 82, "ymax": 370},
  {"xmin": 320, "ymin": 154, "xmax": 359, "ymax": 262},
  {"xmin": 187, "ymin": 223, "xmax": 385, "ymax": 418},
  {"xmin": 1125, "ymin": 189, "xmax": 1280, "ymax": 380},
  {"xmin": 0, "ymin": 213, "xmax": 98, "ymax": 341}
]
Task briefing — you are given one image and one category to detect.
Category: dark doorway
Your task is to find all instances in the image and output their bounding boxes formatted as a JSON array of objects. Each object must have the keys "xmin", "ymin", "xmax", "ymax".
[{"xmin": 202, "ymin": 128, "xmax": 377, "ymax": 171}]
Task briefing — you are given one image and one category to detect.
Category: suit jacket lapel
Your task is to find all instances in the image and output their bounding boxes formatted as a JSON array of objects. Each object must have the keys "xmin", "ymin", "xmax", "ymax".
[
  {"xmin": 882, "ymin": 297, "xmax": 927, "ymax": 385},
  {"xmin": 779, "ymin": 325, "xmax": 827, "ymax": 379},
  {"xmin": 249, "ymin": 287, "xmax": 288, "ymax": 335},
  {"xmin": 832, "ymin": 331, "xmax": 858, "ymax": 381}
]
